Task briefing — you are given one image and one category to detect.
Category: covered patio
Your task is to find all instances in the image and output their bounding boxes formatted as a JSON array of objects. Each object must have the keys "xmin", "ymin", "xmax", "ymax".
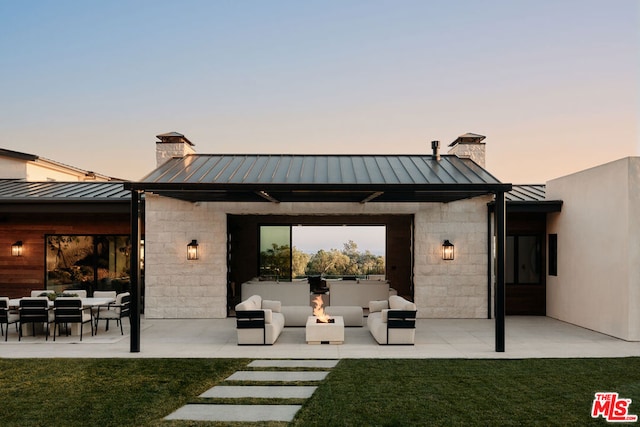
[
  {"xmin": 126, "ymin": 136, "xmax": 514, "ymax": 353},
  {"xmin": 2, "ymin": 316, "xmax": 640, "ymax": 359}
]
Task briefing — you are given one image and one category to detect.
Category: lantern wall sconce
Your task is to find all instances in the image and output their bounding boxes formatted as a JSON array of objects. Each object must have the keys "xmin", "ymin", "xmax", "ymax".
[
  {"xmin": 187, "ymin": 240, "xmax": 199, "ymax": 260},
  {"xmin": 11, "ymin": 241, "xmax": 23, "ymax": 257},
  {"xmin": 442, "ymin": 240, "xmax": 454, "ymax": 260}
]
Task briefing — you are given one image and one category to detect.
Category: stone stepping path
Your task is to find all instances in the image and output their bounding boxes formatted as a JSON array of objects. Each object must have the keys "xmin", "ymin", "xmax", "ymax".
[
  {"xmin": 164, "ymin": 359, "xmax": 338, "ymax": 423},
  {"xmin": 201, "ymin": 385, "xmax": 318, "ymax": 399},
  {"xmin": 226, "ymin": 370, "xmax": 329, "ymax": 382},
  {"xmin": 165, "ymin": 404, "xmax": 302, "ymax": 423}
]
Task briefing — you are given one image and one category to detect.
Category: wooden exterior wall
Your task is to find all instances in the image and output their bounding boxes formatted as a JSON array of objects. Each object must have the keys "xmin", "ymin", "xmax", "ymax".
[{"xmin": 0, "ymin": 211, "xmax": 131, "ymax": 298}]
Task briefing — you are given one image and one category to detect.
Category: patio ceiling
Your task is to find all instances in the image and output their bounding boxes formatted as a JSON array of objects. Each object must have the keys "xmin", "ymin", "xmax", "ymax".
[{"xmin": 126, "ymin": 154, "xmax": 512, "ymax": 203}]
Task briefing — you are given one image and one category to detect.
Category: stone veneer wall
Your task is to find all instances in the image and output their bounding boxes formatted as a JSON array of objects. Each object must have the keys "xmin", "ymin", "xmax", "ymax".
[
  {"xmin": 447, "ymin": 144, "xmax": 486, "ymax": 168},
  {"xmin": 144, "ymin": 193, "xmax": 493, "ymax": 319},
  {"xmin": 144, "ymin": 195, "xmax": 227, "ymax": 318},
  {"xmin": 413, "ymin": 197, "xmax": 491, "ymax": 318},
  {"xmin": 155, "ymin": 142, "xmax": 195, "ymax": 167}
]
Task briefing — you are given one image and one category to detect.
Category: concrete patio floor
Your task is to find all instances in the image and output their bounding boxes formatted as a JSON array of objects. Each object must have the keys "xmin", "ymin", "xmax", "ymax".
[{"xmin": 1, "ymin": 316, "xmax": 640, "ymax": 359}]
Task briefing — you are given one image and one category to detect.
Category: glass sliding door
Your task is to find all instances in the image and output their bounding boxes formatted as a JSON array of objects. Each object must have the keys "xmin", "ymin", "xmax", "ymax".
[
  {"xmin": 46, "ymin": 236, "xmax": 95, "ymax": 293},
  {"xmin": 46, "ymin": 234, "xmax": 131, "ymax": 294},
  {"xmin": 259, "ymin": 226, "xmax": 292, "ymax": 281}
]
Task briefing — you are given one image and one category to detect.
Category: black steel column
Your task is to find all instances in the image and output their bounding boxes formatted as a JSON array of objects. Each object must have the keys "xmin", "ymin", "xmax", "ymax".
[
  {"xmin": 495, "ymin": 191, "xmax": 506, "ymax": 352},
  {"xmin": 130, "ymin": 190, "xmax": 141, "ymax": 353},
  {"xmin": 487, "ymin": 206, "xmax": 492, "ymax": 320}
]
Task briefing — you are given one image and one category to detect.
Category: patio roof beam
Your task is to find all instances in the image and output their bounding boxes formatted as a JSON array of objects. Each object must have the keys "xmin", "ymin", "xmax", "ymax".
[
  {"xmin": 360, "ymin": 191, "xmax": 384, "ymax": 203},
  {"xmin": 256, "ymin": 190, "xmax": 279, "ymax": 203}
]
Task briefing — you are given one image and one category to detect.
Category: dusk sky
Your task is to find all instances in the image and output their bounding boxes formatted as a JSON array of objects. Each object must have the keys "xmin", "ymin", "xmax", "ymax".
[{"xmin": 1, "ymin": 1, "xmax": 638, "ymax": 184}]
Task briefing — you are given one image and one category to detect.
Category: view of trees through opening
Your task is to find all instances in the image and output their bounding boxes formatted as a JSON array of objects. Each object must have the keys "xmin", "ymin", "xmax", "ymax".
[{"xmin": 259, "ymin": 225, "xmax": 386, "ymax": 281}]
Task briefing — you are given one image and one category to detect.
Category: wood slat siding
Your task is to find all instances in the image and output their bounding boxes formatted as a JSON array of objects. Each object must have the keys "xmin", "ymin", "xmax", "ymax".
[{"xmin": 0, "ymin": 213, "xmax": 131, "ymax": 298}]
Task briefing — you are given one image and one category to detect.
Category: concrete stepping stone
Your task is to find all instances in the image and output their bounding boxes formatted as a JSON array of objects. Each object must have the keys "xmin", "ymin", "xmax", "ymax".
[
  {"xmin": 165, "ymin": 360, "xmax": 334, "ymax": 422},
  {"xmin": 165, "ymin": 404, "xmax": 302, "ymax": 422},
  {"xmin": 226, "ymin": 370, "xmax": 328, "ymax": 382},
  {"xmin": 200, "ymin": 385, "xmax": 317, "ymax": 399},
  {"xmin": 248, "ymin": 359, "xmax": 339, "ymax": 369}
]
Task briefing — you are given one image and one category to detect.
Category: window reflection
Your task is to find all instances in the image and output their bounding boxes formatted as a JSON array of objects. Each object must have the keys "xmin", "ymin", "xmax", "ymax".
[{"xmin": 46, "ymin": 235, "xmax": 131, "ymax": 295}]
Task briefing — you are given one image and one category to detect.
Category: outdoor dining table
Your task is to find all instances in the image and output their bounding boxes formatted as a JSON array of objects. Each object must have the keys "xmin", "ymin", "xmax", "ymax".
[
  {"xmin": 8, "ymin": 297, "xmax": 115, "ymax": 309},
  {"xmin": 9, "ymin": 297, "xmax": 115, "ymax": 337}
]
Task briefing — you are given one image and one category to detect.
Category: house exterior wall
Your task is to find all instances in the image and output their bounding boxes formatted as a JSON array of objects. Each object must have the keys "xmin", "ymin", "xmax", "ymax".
[
  {"xmin": 546, "ymin": 157, "xmax": 640, "ymax": 341},
  {"xmin": 0, "ymin": 156, "xmax": 105, "ymax": 181},
  {"xmin": 0, "ymin": 212, "xmax": 131, "ymax": 297},
  {"xmin": 0, "ymin": 157, "xmax": 27, "ymax": 179},
  {"xmin": 24, "ymin": 162, "xmax": 86, "ymax": 181},
  {"xmin": 144, "ymin": 193, "xmax": 493, "ymax": 319}
]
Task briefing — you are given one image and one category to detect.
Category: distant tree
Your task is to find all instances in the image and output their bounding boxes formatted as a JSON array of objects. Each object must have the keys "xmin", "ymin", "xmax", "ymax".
[
  {"xmin": 292, "ymin": 247, "xmax": 310, "ymax": 278},
  {"xmin": 304, "ymin": 243, "xmax": 386, "ymax": 276},
  {"xmin": 260, "ymin": 243, "xmax": 291, "ymax": 280}
]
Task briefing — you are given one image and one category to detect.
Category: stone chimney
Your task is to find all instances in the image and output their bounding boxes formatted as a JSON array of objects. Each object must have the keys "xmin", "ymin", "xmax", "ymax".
[
  {"xmin": 155, "ymin": 132, "xmax": 195, "ymax": 167},
  {"xmin": 447, "ymin": 132, "xmax": 486, "ymax": 167}
]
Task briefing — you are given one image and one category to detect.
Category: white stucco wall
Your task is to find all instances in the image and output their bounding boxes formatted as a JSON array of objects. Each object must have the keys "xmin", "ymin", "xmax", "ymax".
[
  {"xmin": 546, "ymin": 157, "xmax": 639, "ymax": 341},
  {"xmin": 143, "ymin": 194, "xmax": 493, "ymax": 319},
  {"xmin": 25, "ymin": 163, "xmax": 87, "ymax": 181},
  {"xmin": 0, "ymin": 157, "xmax": 90, "ymax": 181},
  {"xmin": 0, "ymin": 157, "xmax": 27, "ymax": 179}
]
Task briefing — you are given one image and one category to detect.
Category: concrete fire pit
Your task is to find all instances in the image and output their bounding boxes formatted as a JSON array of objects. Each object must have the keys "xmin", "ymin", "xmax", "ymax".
[{"xmin": 305, "ymin": 316, "xmax": 344, "ymax": 345}]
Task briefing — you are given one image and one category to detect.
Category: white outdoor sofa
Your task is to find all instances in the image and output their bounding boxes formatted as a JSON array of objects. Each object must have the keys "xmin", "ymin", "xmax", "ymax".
[
  {"xmin": 327, "ymin": 280, "xmax": 395, "ymax": 307},
  {"xmin": 235, "ymin": 295, "xmax": 285, "ymax": 345},
  {"xmin": 367, "ymin": 295, "xmax": 417, "ymax": 345},
  {"xmin": 241, "ymin": 281, "xmax": 310, "ymax": 306}
]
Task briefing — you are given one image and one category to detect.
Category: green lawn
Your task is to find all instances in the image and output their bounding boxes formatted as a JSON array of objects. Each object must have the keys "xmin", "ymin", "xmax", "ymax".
[{"xmin": 1, "ymin": 358, "xmax": 639, "ymax": 426}]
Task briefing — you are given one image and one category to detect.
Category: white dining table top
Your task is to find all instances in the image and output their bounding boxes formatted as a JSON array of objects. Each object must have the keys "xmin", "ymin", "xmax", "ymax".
[{"xmin": 9, "ymin": 297, "xmax": 115, "ymax": 308}]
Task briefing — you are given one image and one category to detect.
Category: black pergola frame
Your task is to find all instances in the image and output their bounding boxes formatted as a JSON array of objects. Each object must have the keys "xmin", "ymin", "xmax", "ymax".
[{"xmin": 125, "ymin": 181, "xmax": 512, "ymax": 353}]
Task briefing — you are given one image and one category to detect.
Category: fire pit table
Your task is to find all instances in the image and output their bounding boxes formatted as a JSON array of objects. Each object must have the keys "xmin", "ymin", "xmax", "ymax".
[{"xmin": 305, "ymin": 316, "xmax": 344, "ymax": 345}]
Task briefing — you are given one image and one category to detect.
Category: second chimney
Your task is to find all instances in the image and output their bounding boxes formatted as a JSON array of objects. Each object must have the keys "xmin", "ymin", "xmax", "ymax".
[
  {"xmin": 155, "ymin": 132, "xmax": 196, "ymax": 168},
  {"xmin": 431, "ymin": 140, "xmax": 441, "ymax": 161}
]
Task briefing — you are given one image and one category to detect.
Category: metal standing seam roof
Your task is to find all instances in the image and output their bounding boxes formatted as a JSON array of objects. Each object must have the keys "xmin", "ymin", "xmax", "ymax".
[
  {"xmin": 506, "ymin": 184, "xmax": 547, "ymax": 202},
  {"xmin": 0, "ymin": 180, "xmax": 130, "ymax": 201},
  {"xmin": 140, "ymin": 153, "xmax": 500, "ymax": 185},
  {"xmin": 129, "ymin": 153, "xmax": 513, "ymax": 203}
]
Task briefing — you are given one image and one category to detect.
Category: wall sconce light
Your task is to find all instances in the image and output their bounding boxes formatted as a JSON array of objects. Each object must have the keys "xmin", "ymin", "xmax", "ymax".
[
  {"xmin": 442, "ymin": 240, "xmax": 454, "ymax": 260},
  {"xmin": 11, "ymin": 241, "xmax": 23, "ymax": 257},
  {"xmin": 187, "ymin": 240, "xmax": 199, "ymax": 260}
]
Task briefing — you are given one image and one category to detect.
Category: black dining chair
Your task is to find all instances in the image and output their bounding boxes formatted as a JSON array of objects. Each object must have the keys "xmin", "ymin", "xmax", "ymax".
[
  {"xmin": 53, "ymin": 298, "xmax": 93, "ymax": 341},
  {"xmin": 0, "ymin": 297, "xmax": 19, "ymax": 341},
  {"xmin": 19, "ymin": 297, "xmax": 51, "ymax": 341}
]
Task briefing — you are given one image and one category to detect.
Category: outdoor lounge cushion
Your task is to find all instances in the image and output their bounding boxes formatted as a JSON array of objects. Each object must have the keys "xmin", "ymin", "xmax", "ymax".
[
  {"xmin": 367, "ymin": 295, "xmax": 417, "ymax": 345},
  {"xmin": 325, "ymin": 306, "xmax": 363, "ymax": 327},
  {"xmin": 280, "ymin": 305, "xmax": 312, "ymax": 327},
  {"xmin": 235, "ymin": 295, "xmax": 285, "ymax": 345}
]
